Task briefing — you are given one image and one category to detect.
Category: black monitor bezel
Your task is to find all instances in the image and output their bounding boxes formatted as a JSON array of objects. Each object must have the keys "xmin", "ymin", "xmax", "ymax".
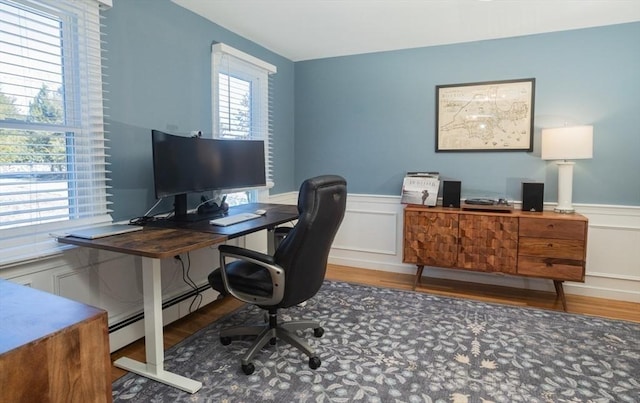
[{"xmin": 151, "ymin": 129, "xmax": 266, "ymax": 220}]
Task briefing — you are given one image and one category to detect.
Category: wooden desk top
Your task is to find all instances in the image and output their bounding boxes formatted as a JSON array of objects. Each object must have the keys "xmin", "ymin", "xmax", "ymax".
[
  {"xmin": 58, "ymin": 227, "xmax": 226, "ymax": 259},
  {"xmin": 180, "ymin": 203, "xmax": 299, "ymax": 238},
  {"xmin": 57, "ymin": 203, "xmax": 298, "ymax": 259}
]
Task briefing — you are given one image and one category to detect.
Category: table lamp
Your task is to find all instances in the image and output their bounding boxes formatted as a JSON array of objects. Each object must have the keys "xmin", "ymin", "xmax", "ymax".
[{"xmin": 541, "ymin": 125, "xmax": 593, "ymax": 213}]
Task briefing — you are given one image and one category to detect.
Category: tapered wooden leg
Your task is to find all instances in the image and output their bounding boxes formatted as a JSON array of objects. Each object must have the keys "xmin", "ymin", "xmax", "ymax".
[
  {"xmin": 413, "ymin": 265, "xmax": 424, "ymax": 290},
  {"xmin": 553, "ymin": 280, "xmax": 567, "ymax": 311}
]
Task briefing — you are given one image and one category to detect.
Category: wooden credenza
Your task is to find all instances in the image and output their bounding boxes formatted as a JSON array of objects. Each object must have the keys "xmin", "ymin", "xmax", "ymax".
[
  {"xmin": 0, "ymin": 279, "xmax": 112, "ymax": 403},
  {"xmin": 403, "ymin": 206, "xmax": 588, "ymax": 309}
]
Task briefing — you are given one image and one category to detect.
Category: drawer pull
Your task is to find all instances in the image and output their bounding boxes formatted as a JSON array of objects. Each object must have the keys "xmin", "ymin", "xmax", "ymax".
[
  {"xmin": 547, "ymin": 224, "xmax": 554, "ymax": 230},
  {"xmin": 547, "ymin": 243, "xmax": 553, "ymax": 248}
]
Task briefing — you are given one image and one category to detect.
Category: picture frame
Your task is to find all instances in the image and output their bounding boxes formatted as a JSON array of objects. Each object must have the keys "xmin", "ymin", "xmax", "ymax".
[{"xmin": 435, "ymin": 78, "xmax": 535, "ymax": 152}]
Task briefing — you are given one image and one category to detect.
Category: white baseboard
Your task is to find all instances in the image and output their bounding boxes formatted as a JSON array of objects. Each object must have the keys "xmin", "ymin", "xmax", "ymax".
[{"xmin": 109, "ymin": 286, "xmax": 218, "ymax": 352}]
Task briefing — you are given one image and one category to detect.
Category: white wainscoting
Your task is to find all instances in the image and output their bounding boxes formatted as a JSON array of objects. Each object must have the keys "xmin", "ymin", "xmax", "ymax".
[{"xmin": 1, "ymin": 193, "xmax": 638, "ymax": 353}]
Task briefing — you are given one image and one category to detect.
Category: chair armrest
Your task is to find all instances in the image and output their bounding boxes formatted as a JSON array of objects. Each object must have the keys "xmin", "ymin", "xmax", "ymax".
[
  {"xmin": 218, "ymin": 245, "xmax": 285, "ymax": 306},
  {"xmin": 219, "ymin": 244, "xmax": 274, "ymax": 265}
]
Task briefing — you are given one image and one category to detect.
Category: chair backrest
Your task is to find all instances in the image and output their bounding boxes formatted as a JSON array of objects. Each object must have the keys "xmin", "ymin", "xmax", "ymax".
[{"xmin": 273, "ymin": 175, "xmax": 347, "ymax": 308}]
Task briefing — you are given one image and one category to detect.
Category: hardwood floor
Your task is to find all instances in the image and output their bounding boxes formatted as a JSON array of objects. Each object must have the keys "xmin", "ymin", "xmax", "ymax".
[{"xmin": 111, "ymin": 264, "xmax": 640, "ymax": 382}]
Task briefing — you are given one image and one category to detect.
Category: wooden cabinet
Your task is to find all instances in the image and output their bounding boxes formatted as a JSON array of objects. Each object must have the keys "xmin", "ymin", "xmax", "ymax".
[
  {"xmin": 403, "ymin": 206, "xmax": 588, "ymax": 309},
  {"xmin": 0, "ymin": 279, "xmax": 112, "ymax": 403},
  {"xmin": 403, "ymin": 208, "xmax": 520, "ymax": 274}
]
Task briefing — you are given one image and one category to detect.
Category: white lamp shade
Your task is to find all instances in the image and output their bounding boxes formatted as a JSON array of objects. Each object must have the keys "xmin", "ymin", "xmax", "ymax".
[{"xmin": 541, "ymin": 125, "xmax": 593, "ymax": 160}]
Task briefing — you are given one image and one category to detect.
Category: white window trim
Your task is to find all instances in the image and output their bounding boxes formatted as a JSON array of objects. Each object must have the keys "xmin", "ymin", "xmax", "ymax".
[
  {"xmin": 0, "ymin": 0, "xmax": 110, "ymax": 267},
  {"xmin": 211, "ymin": 43, "xmax": 276, "ymax": 196},
  {"xmin": 212, "ymin": 43, "xmax": 276, "ymax": 75}
]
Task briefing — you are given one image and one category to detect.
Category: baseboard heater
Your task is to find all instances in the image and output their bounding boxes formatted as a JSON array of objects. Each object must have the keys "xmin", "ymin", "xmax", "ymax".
[{"xmin": 108, "ymin": 283, "xmax": 210, "ymax": 333}]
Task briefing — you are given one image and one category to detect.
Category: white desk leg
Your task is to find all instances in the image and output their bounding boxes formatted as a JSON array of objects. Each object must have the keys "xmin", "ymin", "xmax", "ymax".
[{"xmin": 114, "ymin": 257, "xmax": 202, "ymax": 393}]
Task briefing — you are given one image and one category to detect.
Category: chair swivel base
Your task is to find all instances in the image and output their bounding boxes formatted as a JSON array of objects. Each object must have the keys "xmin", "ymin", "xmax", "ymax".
[{"xmin": 220, "ymin": 318, "xmax": 324, "ymax": 375}]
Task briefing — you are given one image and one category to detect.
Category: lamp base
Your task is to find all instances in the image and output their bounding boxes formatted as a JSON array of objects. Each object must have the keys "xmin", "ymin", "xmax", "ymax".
[{"xmin": 555, "ymin": 161, "xmax": 575, "ymax": 214}]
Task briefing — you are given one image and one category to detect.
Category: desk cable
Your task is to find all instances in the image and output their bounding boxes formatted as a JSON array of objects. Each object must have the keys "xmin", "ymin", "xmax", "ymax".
[{"xmin": 174, "ymin": 253, "xmax": 203, "ymax": 313}]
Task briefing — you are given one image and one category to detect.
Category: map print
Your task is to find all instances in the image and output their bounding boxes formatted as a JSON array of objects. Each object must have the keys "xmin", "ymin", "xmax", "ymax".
[{"xmin": 437, "ymin": 80, "xmax": 534, "ymax": 151}]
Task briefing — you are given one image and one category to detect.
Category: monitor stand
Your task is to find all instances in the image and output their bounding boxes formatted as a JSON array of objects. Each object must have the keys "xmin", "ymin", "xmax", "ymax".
[{"xmin": 169, "ymin": 194, "xmax": 227, "ymax": 223}]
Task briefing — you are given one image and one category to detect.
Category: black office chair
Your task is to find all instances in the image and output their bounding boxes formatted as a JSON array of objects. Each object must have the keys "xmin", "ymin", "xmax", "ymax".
[{"xmin": 207, "ymin": 175, "xmax": 347, "ymax": 374}]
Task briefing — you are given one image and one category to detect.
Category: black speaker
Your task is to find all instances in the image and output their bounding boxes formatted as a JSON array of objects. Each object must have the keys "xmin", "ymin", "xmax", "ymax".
[
  {"xmin": 522, "ymin": 182, "xmax": 544, "ymax": 212},
  {"xmin": 442, "ymin": 181, "xmax": 461, "ymax": 208}
]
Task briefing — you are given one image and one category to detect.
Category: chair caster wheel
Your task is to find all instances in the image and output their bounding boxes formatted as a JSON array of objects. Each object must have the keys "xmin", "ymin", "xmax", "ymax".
[
  {"xmin": 220, "ymin": 336, "xmax": 232, "ymax": 345},
  {"xmin": 309, "ymin": 356, "xmax": 321, "ymax": 369},
  {"xmin": 313, "ymin": 327, "xmax": 324, "ymax": 337},
  {"xmin": 242, "ymin": 363, "xmax": 255, "ymax": 375}
]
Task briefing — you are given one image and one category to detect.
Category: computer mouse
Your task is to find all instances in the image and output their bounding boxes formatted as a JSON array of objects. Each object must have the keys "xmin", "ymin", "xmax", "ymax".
[{"xmin": 255, "ymin": 209, "xmax": 267, "ymax": 216}]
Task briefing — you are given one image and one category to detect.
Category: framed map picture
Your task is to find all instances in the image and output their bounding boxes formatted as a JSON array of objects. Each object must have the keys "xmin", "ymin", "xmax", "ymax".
[{"xmin": 435, "ymin": 78, "xmax": 535, "ymax": 152}]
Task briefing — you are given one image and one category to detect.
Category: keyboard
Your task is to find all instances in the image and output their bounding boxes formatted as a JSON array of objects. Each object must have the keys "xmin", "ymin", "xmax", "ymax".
[{"xmin": 209, "ymin": 213, "xmax": 261, "ymax": 227}]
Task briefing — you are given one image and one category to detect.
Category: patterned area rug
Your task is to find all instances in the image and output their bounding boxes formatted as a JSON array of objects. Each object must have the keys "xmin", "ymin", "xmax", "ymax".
[{"xmin": 112, "ymin": 281, "xmax": 640, "ymax": 402}]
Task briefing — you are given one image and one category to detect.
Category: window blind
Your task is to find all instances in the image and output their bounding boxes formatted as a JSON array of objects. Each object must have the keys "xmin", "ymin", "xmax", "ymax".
[
  {"xmin": 211, "ymin": 43, "xmax": 276, "ymax": 186},
  {"xmin": 0, "ymin": 0, "xmax": 110, "ymax": 265}
]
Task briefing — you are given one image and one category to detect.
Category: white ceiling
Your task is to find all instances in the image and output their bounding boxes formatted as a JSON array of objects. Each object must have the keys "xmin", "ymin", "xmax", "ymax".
[{"xmin": 172, "ymin": 0, "xmax": 640, "ymax": 62}]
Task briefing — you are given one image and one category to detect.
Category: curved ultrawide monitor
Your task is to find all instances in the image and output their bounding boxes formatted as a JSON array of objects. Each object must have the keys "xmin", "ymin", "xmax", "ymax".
[{"xmin": 151, "ymin": 129, "xmax": 266, "ymax": 208}]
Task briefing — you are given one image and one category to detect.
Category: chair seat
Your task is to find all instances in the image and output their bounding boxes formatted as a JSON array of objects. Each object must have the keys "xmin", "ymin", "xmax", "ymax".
[{"xmin": 208, "ymin": 260, "xmax": 273, "ymax": 298}]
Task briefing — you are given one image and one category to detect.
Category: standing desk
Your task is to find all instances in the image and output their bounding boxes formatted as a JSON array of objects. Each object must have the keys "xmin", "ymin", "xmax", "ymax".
[{"xmin": 58, "ymin": 203, "xmax": 298, "ymax": 393}]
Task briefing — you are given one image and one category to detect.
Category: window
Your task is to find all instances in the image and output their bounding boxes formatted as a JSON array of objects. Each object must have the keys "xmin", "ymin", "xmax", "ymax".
[
  {"xmin": 0, "ymin": 0, "xmax": 109, "ymax": 265},
  {"xmin": 211, "ymin": 43, "xmax": 276, "ymax": 206}
]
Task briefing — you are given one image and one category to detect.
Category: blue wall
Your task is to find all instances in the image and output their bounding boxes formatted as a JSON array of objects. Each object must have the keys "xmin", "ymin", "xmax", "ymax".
[
  {"xmin": 102, "ymin": 0, "xmax": 295, "ymax": 221},
  {"xmin": 294, "ymin": 22, "xmax": 640, "ymax": 206},
  {"xmin": 103, "ymin": 0, "xmax": 639, "ymax": 222}
]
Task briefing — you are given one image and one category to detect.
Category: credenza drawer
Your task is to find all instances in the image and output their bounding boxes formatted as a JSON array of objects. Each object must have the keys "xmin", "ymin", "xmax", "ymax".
[
  {"xmin": 517, "ymin": 256, "xmax": 585, "ymax": 281},
  {"xmin": 519, "ymin": 218, "xmax": 586, "ymax": 240},
  {"xmin": 518, "ymin": 237, "xmax": 585, "ymax": 260}
]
